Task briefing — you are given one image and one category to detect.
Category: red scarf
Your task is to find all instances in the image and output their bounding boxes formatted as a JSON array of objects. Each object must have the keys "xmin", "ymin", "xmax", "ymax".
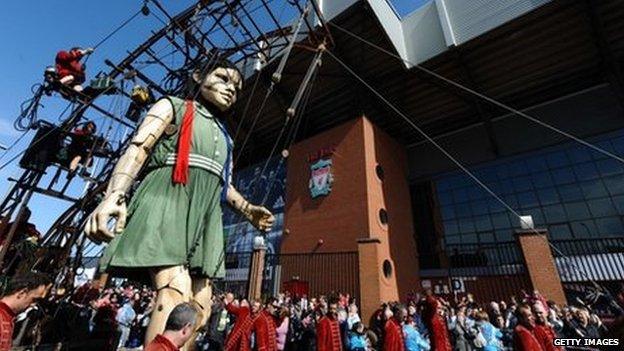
[{"xmin": 172, "ymin": 100, "xmax": 195, "ymax": 184}]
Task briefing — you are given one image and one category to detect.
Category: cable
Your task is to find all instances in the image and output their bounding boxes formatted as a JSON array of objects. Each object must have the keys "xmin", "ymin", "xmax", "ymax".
[
  {"xmin": 92, "ymin": 8, "xmax": 144, "ymax": 51},
  {"xmin": 325, "ymin": 48, "xmax": 611, "ymax": 294},
  {"xmin": 328, "ymin": 22, "xmax": 624, "ymax": 165}
]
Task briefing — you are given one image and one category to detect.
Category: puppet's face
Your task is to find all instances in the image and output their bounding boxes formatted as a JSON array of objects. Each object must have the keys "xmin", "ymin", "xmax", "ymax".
[{"xmin": 195, "ymin": 67, "xmax": 242, "ymax": 112}]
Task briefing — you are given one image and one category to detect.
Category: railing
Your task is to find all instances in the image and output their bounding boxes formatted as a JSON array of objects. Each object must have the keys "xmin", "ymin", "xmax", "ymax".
[
  {"xmin": 217, "ymin": 251, "xmax": 360, "ymax": 302},
  {"xmin": 420, "ymin": 242, "xmax": 531, "ymax": 303},
  {"xmin": 550, "ymin": 238, "xmax": 624, "ymax": 282}
]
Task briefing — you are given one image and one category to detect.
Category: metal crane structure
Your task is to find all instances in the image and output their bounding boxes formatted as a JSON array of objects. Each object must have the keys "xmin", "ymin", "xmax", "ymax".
[{"xmin": 0, "ymin": 0, "xmax": 331, "ymax": 294}]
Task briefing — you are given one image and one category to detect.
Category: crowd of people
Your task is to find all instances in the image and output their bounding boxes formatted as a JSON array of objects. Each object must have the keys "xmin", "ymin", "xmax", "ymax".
[{"xmin": 0, "ymin": 271, "xmax": 622, "ymax": 351}]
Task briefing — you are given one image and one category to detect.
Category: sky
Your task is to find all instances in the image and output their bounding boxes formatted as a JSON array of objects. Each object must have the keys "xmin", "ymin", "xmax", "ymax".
[{"xmin": 0, "ymin": 0, "xmax": 430, "ymax": 234}]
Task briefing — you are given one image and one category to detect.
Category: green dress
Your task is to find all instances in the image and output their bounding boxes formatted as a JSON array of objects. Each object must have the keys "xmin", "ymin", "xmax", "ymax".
[{"xmin": 99, "ymin": 96, "xmax": 231, "ymax": 279}]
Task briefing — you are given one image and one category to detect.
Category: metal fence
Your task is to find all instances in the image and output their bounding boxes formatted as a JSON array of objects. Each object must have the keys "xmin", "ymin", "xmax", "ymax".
[
  {"xmin": 420, "ymin": 242, "xmax": 532, "ymax": 303},
  {"xmin": 214, "ymin": 251, "xmax": 360, "ymax": 301}
]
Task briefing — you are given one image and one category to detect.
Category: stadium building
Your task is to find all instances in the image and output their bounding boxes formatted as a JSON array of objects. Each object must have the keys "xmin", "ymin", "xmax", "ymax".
[{"xmin": 223, "ymin": 0, "xmax": 624, "ymax": 320}]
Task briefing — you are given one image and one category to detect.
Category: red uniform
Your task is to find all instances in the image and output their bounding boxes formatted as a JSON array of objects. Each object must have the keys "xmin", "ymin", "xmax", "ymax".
[
  {"xmin": 0, "ymin": 302, "xmax": 16, "ymax": 351},
  {"xmin": 533, "ymin": 324, "xmax": 560, "ymax": 351},
  {"xmin": 55, "ymin": 49, "xmax": 86, "ymax": 84},
  {"xmin": 316, "ymin": 315, "xmax": 342, "ymax": 351},
  {"xmin": 384, "ymin": 318, "xmax": 405, "ymax": 351},
  {"xmin": 513, "ymin": 324, "xmax": 544, "ymax": 351},
  {"xmin": 224, "ymin": 303, "xmax": 253, "ymax": 351},
  {"xmin": 144, "ymin": 334, "xmax": 179, "ymax": 351},
  {"xmin": 423, "ymin": 296, "xmax": 451, "ymax": 351},
  {"xmin": 253, "ymin": 310, "xmax": 278, "ymax": 351}
]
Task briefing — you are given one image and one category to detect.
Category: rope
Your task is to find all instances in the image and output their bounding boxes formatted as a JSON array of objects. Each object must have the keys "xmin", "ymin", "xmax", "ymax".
[
  {"xmin": 325, "ymin": 48, "xmax": 613, "ymax": 296},
  {"xmin": 92, "ymin": 8, "xmax": 145, "ymax": 52},
  {"xmin": 328, "ymin": 22, "xmax": 624, "ymax": 165}
]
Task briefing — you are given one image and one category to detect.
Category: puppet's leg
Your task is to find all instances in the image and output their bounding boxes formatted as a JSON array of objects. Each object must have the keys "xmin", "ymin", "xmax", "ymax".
[
  {"xmin": 186, "ymin": 277, "xmax": 213, "ymax": 351},
  {"xmin": 145, "ymin": 265, "xmax": 192, "ymax": 345}
]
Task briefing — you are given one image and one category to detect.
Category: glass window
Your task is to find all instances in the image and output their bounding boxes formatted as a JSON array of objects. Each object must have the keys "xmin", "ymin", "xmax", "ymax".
[
  {"xmin": 559, "ymin": 184, "xmax": 584, "ymax": 201},
  {"xmin": 538, "ymin": 188, "xmax": 560, "ymax": 205},
  {"xmin": 567, "ymin": 147, "xmax": 592, "ymax": 163},
  {"xmin": 499, "ymin": 179, "xmax": 514, "ymax": 195},
  {"xmin": 459, "ymin": 219, "xmax": 475, "ymax": 233},
  {"xmin": 453, "ymin": 188, "xmax": 469, "ymax": 203},
  {"xmin": 579, "ymin": 180, "xmax": 609, "ymax": 199},
  {"xmin": 595, "ymin": 217, "xmax": 623, "ymax": 237},
  {"xmin": 531, "ymin": 172, "xmax": 554, "ymax": 189},
  {"xmin": 478, "ymin": 231, "xmax": 495, "ymax": 243},
  {"xmin": 549, "ymin": 224, "xmax": 572, "ymax": 240},
  {"xmin": 463, "ymin": 232, "xmax": 478, "ymax": 243},
  {"xmin": 551, "ymin": 167, "xmax": 576, "ymax": 185},
  {"xmin": 496, "ymin": 164, "xmax": 510, "ymax": 179},
  {"xmin": 546, "ymin": 151, "xmax": 569, "ymax": 168},
  {"xmin": 603, "ymin": 175, "xmax": 624, "ymax": 196},
  {"xmin": 517, "ymin": 191, "xmax": 539, "ymax": 208},
  {"xmin": 492, "ymin": 213, "xmax": 511, "ymax": 229},
  {"xmin": 564, "ymin": 202, "xmax": 592, "ymax": 221},
  {"xmin": 471, "ymin": 200, "xmax": 489, "ymax": 216},
  {"xmin": 444, "ymin": 221, "xmax": 458, "ymax": 235},
  {"xmin": 440, "ymin": 205, "xmax": 456, "ymax": 220},
  {"xmin": 445, "ymin": 234, "xmax": 461, "ymax": 244},
  {"xmin": 596, "ymin": 159, "xmax": 623, "ymax": 177},
  {"xmin": 526, "ymin": 157, "xmax": 549, "ymax": 172},
  {"xmin": 455, "ymin": 204, "xmax": 472, "ymax": 218},
  {"xmin": 508, "ymin": 161, "xmax": 529, "ymax": 177},
  {"xmin": 488, "ymin": 198, "xmax": 506, "ymax": 213},
  {"xmin": 573, "ymin": 162, "xmax": 600, "ymax": 181},
  {"xmin": 437, "ymin": 179, "xmax": 452, "ymax": 191},
  {"xmin": 474, "ymin": 215, "xmax": 493, "ymax": 231},
  {"xmin": 612, "ymin": 195, "xmax": 624, "ymax": 215},
  {"xmin": 523, "ymin": 207, "xmax": 545, "ymax": 226},
  {"xmin": 495, "ymin": 230, "xmax": 513, "ymax": 242},
  {"xmin": 612, "ymin": 136, "xmax": 624, "ymax": 154},
  {"xmin": 437, "ymin": 191, "xmax": 453, "ymax": 205},
  {"xmin": 513, "ymin": 176, "xmax": 533, "ymax": 192},
  {"xmin": 587, "ymin": 198, "xmax": 617, "ymax": 217},
  {"xmin": 570, "ymin": 220, "xmax": 597, "ymax": 238},
  {"xmin": 502, "ymin": 194, "xmax": 519, "ymax": 208},
  {"xmin": 467, "ymin": 186, "xmax": 484, "ymax": 201},
  {"xmin": 543, "ymin": 204, "xmax": 567, "ymax": 223}
]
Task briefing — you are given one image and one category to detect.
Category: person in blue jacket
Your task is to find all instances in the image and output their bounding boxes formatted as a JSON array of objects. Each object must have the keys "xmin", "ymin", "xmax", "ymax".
[{"xmin": 404, "ymin": 316, "xmax": 431, "ymax": 351}]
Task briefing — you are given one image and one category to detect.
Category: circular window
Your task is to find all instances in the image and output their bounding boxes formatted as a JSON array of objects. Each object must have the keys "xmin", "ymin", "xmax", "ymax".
[
  {"xmin": 379, "ymin": 208, "xmax": 388, "ymax": 225},
  {"xmin": 375, "ymin": 164, "xmax": 384, "ymax": 181},
  {"xmin": 382, "ymin": 259, "xmax": 393, "ymax": 278}
]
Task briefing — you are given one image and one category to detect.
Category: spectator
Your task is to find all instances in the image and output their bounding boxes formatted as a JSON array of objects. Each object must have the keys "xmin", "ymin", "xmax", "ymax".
[
  {"xmin": 317, "ymin": 301, "xmax": 343, "ymax": 351},
  {"xmin": 224, "ymin": 293, "xmax": 253, "ymax": 351},
  {"xmin": 474, "ymin": 311, "xmax": 503, "ymax": 351},
  {"xmin": 206, "ymin": 295, "xmax": 228, "ymax": 351},
  {"xmin": 144, "ymin": 302, "xmax": 198, "ymax": 351},
  {"xmin": 423, "ymin": 291, "xmax": 452, "ymax": 351},
  {"xmin": 532, "ymin": 303, "xmax": 561, "ymax": 351},
  {"xmin": 347, "ymin": 322, "xmax": 369, "ymax": 351},
  {"xmin": 404, "ymin": 316, "xmax": 430, "ymax": 351},
  {"xmin": 116, "ymin": 297, "xmax": 137, "ymax": 349},
  {"xmin": 0, "ymin": 272, "xmax": 51, "ymax": 351},
  {"xmin": 276, "ymin": 306, "xmax": 290, "ymax": 350},
  {"xmin": 449, "ymin": 309, "xmax": 473, "ymax": 351},
  {"xmin": 384, "ymin": 304, "xmax": 406, "ymax": 351},
  {"xmin": 512, "ymin": 304, "xmax": 543, "ymax": 351},
  {"xmin": 347, "ymin": 304, "xmax": 361, "ymax": 330},
  {"xmin": 252, "ymin": 297, "xmax": 279, "ymax": 351}
]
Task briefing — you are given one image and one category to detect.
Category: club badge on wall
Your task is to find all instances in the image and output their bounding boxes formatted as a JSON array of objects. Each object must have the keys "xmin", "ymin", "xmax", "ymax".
[{"xmin": 309, "ymin": 158, "xmax": 334, "ymax": 198}]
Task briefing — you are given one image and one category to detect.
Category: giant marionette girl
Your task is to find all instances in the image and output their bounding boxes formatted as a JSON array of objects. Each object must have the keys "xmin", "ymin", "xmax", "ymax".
[{"xmin": 84, "ymin": 57, "xmax": 275, "ymax": 347}]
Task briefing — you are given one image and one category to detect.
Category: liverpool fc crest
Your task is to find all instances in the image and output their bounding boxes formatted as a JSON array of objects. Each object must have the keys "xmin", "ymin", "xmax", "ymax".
[{"xmin": 309, "ymin": 158, "xmax": 333, "ymax": 198}]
